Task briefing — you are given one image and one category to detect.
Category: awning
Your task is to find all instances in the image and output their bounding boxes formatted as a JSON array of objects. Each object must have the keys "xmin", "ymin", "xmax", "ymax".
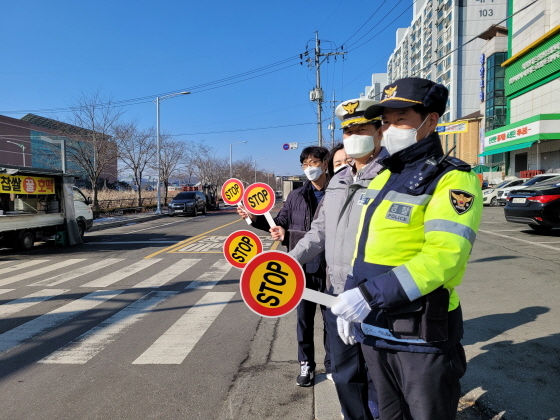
[{"xmin": 478, "ymin": 141, "xmax": 535, "ymax": 157}]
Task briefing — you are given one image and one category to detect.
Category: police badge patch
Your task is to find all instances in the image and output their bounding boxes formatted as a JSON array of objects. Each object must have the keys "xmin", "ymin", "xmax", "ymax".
[{"xmin": 450, "ymin": 190, "xmax": 474, "ymax": 215}]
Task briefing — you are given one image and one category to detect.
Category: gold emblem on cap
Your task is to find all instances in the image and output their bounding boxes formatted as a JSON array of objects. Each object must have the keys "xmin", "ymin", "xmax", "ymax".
[
  {"xmin": 342, "ymin": 101, "xmax": 359, "ymax": 115},
  {"xmin": 384, "ymin": 86, "xmax": 397, "ymax": 98}
]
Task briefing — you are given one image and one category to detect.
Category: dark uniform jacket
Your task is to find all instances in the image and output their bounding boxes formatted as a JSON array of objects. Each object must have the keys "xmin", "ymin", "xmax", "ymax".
[{"xmin": 252, "ymin": 180, "xmax": 326, "ymax": 275}]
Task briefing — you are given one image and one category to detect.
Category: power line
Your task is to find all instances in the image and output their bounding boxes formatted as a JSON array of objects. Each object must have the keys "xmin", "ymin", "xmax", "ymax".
[
  {"xmin": 346, "ymin": 0, "xmax": 412, "ymax": 52},
  {"xmin": 339, "ymin": 0, "xmax": 388, "ymax": 48},
  {"xmin": 0, "ymin": 53, "xmax": 307, "ymax": 115},
  {"xmin": 171, "ymin": 121, "xmax": 320, "ymax": 136}
]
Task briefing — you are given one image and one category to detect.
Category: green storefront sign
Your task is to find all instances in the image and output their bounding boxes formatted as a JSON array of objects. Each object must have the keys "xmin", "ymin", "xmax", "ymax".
[{"xmin": 505, "ymin": 30, "xmax": 560, "ymax": 96}]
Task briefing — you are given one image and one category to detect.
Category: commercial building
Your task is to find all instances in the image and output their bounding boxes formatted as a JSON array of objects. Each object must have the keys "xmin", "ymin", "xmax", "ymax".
[
  {"xmin": 386, "ymin": 0, "xmax": 508, "ymax": 122},
  {"xmin": 481, "ymin": 2, "xmax": 560, "ymax": 176},
  {"xmin": 0, "ymin": 114, "xmax": 117, "ymax": 186}
]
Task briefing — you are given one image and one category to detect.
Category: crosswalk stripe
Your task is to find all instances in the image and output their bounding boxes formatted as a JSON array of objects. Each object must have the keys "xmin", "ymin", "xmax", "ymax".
[
  {"xmin": 185, "ymin": 259, "xmax": 232, "ymax": 290},
  {"xmin": 132, "ymin": 292, "xmax": 235, "ymax": 364},
  {"xmin": 0, "ymin": 290, "xmax": 124, "ymax": 356},
  {"xmin": 0, "ymin": 259, "xmax": 86, "ymax": 287},
  {"xmin": 132, "ymin": 259, "xmax": 201, "ymax": 288},
  {"xmin": 0, "ymin": 289, "xmax": 69, "ymax": 318},
  {"xmin": 31, "ymin": 259, "xmax": 125, "ymax": 287},
  {"xmin": 0, "ymin": 289, "xmax": 14, "ymax": 296},
  {"xmin": 81, "ymin": 259, "xmax": 161, "ymax": 288},
  {"xmin": 38, "ymin": 291, "xmax": 177, "ymax": 364},
  {"xmin": 0, "ymin": 260, "xmax": 49, "ymax": 276}
]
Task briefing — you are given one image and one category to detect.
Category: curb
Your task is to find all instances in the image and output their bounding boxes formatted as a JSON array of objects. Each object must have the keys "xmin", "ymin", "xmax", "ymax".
[{"xmin": 89, "ymin": 214, "xmax": 166, "ymax": 232}]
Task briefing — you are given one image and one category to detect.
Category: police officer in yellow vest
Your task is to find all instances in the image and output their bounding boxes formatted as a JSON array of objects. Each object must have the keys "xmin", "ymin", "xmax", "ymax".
[{"xmin": 331, "ymin": 77, "xmax": 482, "ymax": 420}]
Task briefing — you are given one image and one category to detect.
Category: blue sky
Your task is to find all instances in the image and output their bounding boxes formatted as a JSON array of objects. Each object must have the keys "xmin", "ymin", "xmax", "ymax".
[{"xmin": 1, "ymin": 1, "xmax": 413, "ymax": 176}]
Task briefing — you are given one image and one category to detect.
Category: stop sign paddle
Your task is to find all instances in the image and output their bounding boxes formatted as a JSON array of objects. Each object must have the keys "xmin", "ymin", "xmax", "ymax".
[
  {"xmin": 221, "ymin": 178, "xmax": 251, "ymax": 224},
  {"xmin": 240, "ymin": 251, "xmax": 337, "ymax": 318},
  {"xmin": 243, "ymin": 182, "xmax": 276, "ymax": 228},
  {"xmin": 223, "ymin": 230, "xmax": 263, "ymax": 269}
]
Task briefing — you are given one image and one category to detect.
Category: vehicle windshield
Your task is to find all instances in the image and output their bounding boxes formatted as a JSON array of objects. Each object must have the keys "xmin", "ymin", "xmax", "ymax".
[
  {"xmin": 522, "ymin": 176, "xmax": 560, "ymax": 187},
  {"xmin": 175, "ymin": 192, "xmax": 196, "ymax": 200},
  {"xmin": 529, "ymin": 176, "xmax": 560, "ymax": 187},
  {"xmin": 496, "ymin": 181, "xmax": 510, "ymax": 188}
]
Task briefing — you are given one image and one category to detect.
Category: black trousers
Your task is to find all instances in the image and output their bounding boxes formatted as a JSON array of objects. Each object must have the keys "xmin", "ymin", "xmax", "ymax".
[
  {"xmin": 325, "ymin": 308, "xmax": 377, "ymax": 420},
  {"xmin": 296, "ymin": 272, "xmax": 331, "ymax": 373},
  {"xmin": 361, "ymin": 343, "xmax": 467, "ymax": 420}
]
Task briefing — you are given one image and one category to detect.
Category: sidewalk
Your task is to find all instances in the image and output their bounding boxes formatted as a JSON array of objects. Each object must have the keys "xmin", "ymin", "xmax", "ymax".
[{"xmin": 90, "ymin": 211, "xmax": 166, "ymax": 232}]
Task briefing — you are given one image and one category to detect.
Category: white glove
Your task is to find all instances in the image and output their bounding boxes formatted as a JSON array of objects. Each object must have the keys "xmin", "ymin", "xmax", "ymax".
[
  {"xmin": 337, "ymin": 317, "xmax": 356, "ymax": 345},
  {"xmin": 331, "ymin": 288, "xmax": 371, "ymax": 323}
]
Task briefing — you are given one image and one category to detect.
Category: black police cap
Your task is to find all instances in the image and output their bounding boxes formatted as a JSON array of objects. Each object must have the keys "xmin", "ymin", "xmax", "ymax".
[{"xmin": 364, "ymin": 77, "xmax": 449, "ymax": 119}]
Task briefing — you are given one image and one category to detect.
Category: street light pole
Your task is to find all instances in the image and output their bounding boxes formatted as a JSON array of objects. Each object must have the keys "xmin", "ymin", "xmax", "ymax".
[
  {"xmin": 229, "ymin": 141, "xmax": 247, "ymax": 178},
  {"xmin": 155, "ymin": 91, "xmax": 190, "ymax": 215},
  {"xmin": 7, "ymin": 141, "xmax": 26, "ymax": 167}
]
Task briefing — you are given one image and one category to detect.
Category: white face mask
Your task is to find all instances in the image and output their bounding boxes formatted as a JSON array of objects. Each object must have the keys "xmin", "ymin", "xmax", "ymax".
[
  {"xmin": 304, "ymin": 165, "xmax": 323, "ymax": 181},
  {"xmin": 334, "ymin": 163, "xmax": 349, "ymax": 174},
  {"xmin": 382, "ymin": 115, "xmax": 430, "ymax": 156},
  {"xmin": 343, "ymin": 134, "xmax": 375, "ymax": 158}
]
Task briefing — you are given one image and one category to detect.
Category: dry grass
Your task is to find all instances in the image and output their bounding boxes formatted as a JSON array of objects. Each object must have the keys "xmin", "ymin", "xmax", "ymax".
[
  {"xmin": 80, "ymin": 189, "xmax": 178, "ymax": 201},
  {"xmin": 80, "ymin": 188, "xmax": 179, "ymax": 211}
]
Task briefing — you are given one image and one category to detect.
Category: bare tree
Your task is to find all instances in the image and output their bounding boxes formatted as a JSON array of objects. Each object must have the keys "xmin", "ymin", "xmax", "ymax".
[
  {"xmin": 61, "ymin": 91, "xmax": 124, "ymax": 209},
  {"xmin": 231, "ymin": 156, "xmax": 256, "ymax": 186},
  {"xmin": 192, "ymin": 144, "xmax": 229, "ymax": 194},
  {"xmin": 152, "ymin": 135, "xmax": 190, "ymax": 205},
  {"xmin": 114, "ymin": 122, "xmax": 156, "ymax": 206}
]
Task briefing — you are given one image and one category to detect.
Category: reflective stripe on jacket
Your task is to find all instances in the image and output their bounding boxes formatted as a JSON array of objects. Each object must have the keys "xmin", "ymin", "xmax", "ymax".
[{"xmin": 348, "ymin": 133, "xmax": 483, "ymax": 352}]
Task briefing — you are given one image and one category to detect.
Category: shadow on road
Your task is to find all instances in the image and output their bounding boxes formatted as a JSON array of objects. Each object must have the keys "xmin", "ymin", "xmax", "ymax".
[{"xmin": 463, "ymin": 306, "xmax": 549, "ymax": 346}]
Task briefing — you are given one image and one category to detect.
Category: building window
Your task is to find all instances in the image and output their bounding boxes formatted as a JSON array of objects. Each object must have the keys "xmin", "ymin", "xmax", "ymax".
[{"xmin": 485, "ymin": 52, "xmax": 507, "ymax": 132}]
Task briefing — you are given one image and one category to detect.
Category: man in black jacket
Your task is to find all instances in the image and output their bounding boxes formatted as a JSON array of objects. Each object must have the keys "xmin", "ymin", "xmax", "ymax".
[{"xmin": 237, "ymin": 146, "xmax": 330, "ymax": 387}]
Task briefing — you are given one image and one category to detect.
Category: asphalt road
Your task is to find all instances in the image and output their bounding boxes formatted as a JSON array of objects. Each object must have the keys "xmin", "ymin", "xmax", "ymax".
[
  {"xmin": 0, "ymin": 206, "xmax": 558, "ymax": 419},
  {"xmin": 0, "ymin": 208, "xmax": 270, "ymax": 419}
]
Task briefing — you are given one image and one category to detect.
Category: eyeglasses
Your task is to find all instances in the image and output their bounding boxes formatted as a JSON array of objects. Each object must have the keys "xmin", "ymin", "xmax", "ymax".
[{"xmin": 301, "ymin": 159, "xmax": 322, "ymax": 170}]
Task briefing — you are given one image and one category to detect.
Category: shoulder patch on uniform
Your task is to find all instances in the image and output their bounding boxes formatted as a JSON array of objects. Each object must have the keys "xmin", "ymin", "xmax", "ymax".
[{"xmin": 450, "ymin": 190, "xmax": 474, "ymax": 215}]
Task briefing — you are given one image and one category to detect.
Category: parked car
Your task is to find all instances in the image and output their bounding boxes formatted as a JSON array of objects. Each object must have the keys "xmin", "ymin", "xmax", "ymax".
[
  {"xmin": 497, "ymin": 174, "xmax": 560, "ymax": 205},
  {"xmin": 168, "ymin": 191, "xmax": 207, "ymax": 216},
  {"xmin": 483, "ymin": 179, "xmax": 527, "ymax": 206},
  {"xmin": 504, "ymin": 176, "xmax": 560, "ymax": 232}
]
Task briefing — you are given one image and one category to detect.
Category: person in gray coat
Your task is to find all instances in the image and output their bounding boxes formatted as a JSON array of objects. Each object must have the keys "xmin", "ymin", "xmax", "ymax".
[{"xmin": 270, "ymin": 98, "xmax": 387, "ymax": 420}]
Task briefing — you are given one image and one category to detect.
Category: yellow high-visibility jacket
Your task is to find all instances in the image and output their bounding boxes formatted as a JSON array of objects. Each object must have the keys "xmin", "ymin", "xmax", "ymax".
[{"xmin": 348, "ymin": 133, "xmax": 483, "ymax": 352}]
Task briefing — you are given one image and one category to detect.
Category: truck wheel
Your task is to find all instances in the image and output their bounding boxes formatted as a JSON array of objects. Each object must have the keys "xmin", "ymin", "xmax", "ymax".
[
  {"xmin": 17, "ymin": 231, "xmax": 35, "ymax": 251},
  {"xmin": 77, "ymin": 221, "xmax": 86, "ymax": 239}
]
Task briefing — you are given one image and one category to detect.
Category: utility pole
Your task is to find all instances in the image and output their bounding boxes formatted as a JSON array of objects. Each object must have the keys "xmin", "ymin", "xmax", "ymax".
[{"xmin": 308, "ymin": 32, "xmax": 345, "ymax": 147}]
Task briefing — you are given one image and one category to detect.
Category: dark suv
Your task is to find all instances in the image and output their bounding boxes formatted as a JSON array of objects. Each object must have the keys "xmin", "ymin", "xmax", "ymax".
[{"xmin": 168, "ymin": 191, "xmax": 207, "ymax": 216}]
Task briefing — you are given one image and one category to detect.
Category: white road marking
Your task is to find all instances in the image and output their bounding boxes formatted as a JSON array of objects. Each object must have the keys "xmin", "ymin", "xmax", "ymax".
[
  {"xmin": 479, "ymin": 229, "xmax": 560, "ymax": 251},
  {"xmin": 0, "ymin": 289, "xmax": 14, "ymax": 296},
  {"xmin": 185, "ymin": 259, "xmax": 232, "ymax": 290},
  {"xmin": 0, "ymin": 289, "xmax": 69, "ymax": 318},
  {"xmin": 0, "ymin": 259, "xmax": 85, "ymax": 287},
  {"xmin": 0, "ymin": 290, "xmax": 124, "ymax": 356},
  {"xmin": 81, "ymin": 259, "xmax": 161, "ymax": 288},
  {"xmin": 132, "ymin": 259, "xmax": 201, "ymax": 288},
  {"xmin": 39, "ymin": 291, "xmax": 177, "ymax": 364},
  {"xmin": 132, "ymin": 292, "xmax": 235, "ymax": 364},
  {"xmin": 0, "ymin": 260, "xmax": 49, "ymax": 276},
  {"xmin": 31, "ymin": 259, "xmax": 125, "ymax": 287}
]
